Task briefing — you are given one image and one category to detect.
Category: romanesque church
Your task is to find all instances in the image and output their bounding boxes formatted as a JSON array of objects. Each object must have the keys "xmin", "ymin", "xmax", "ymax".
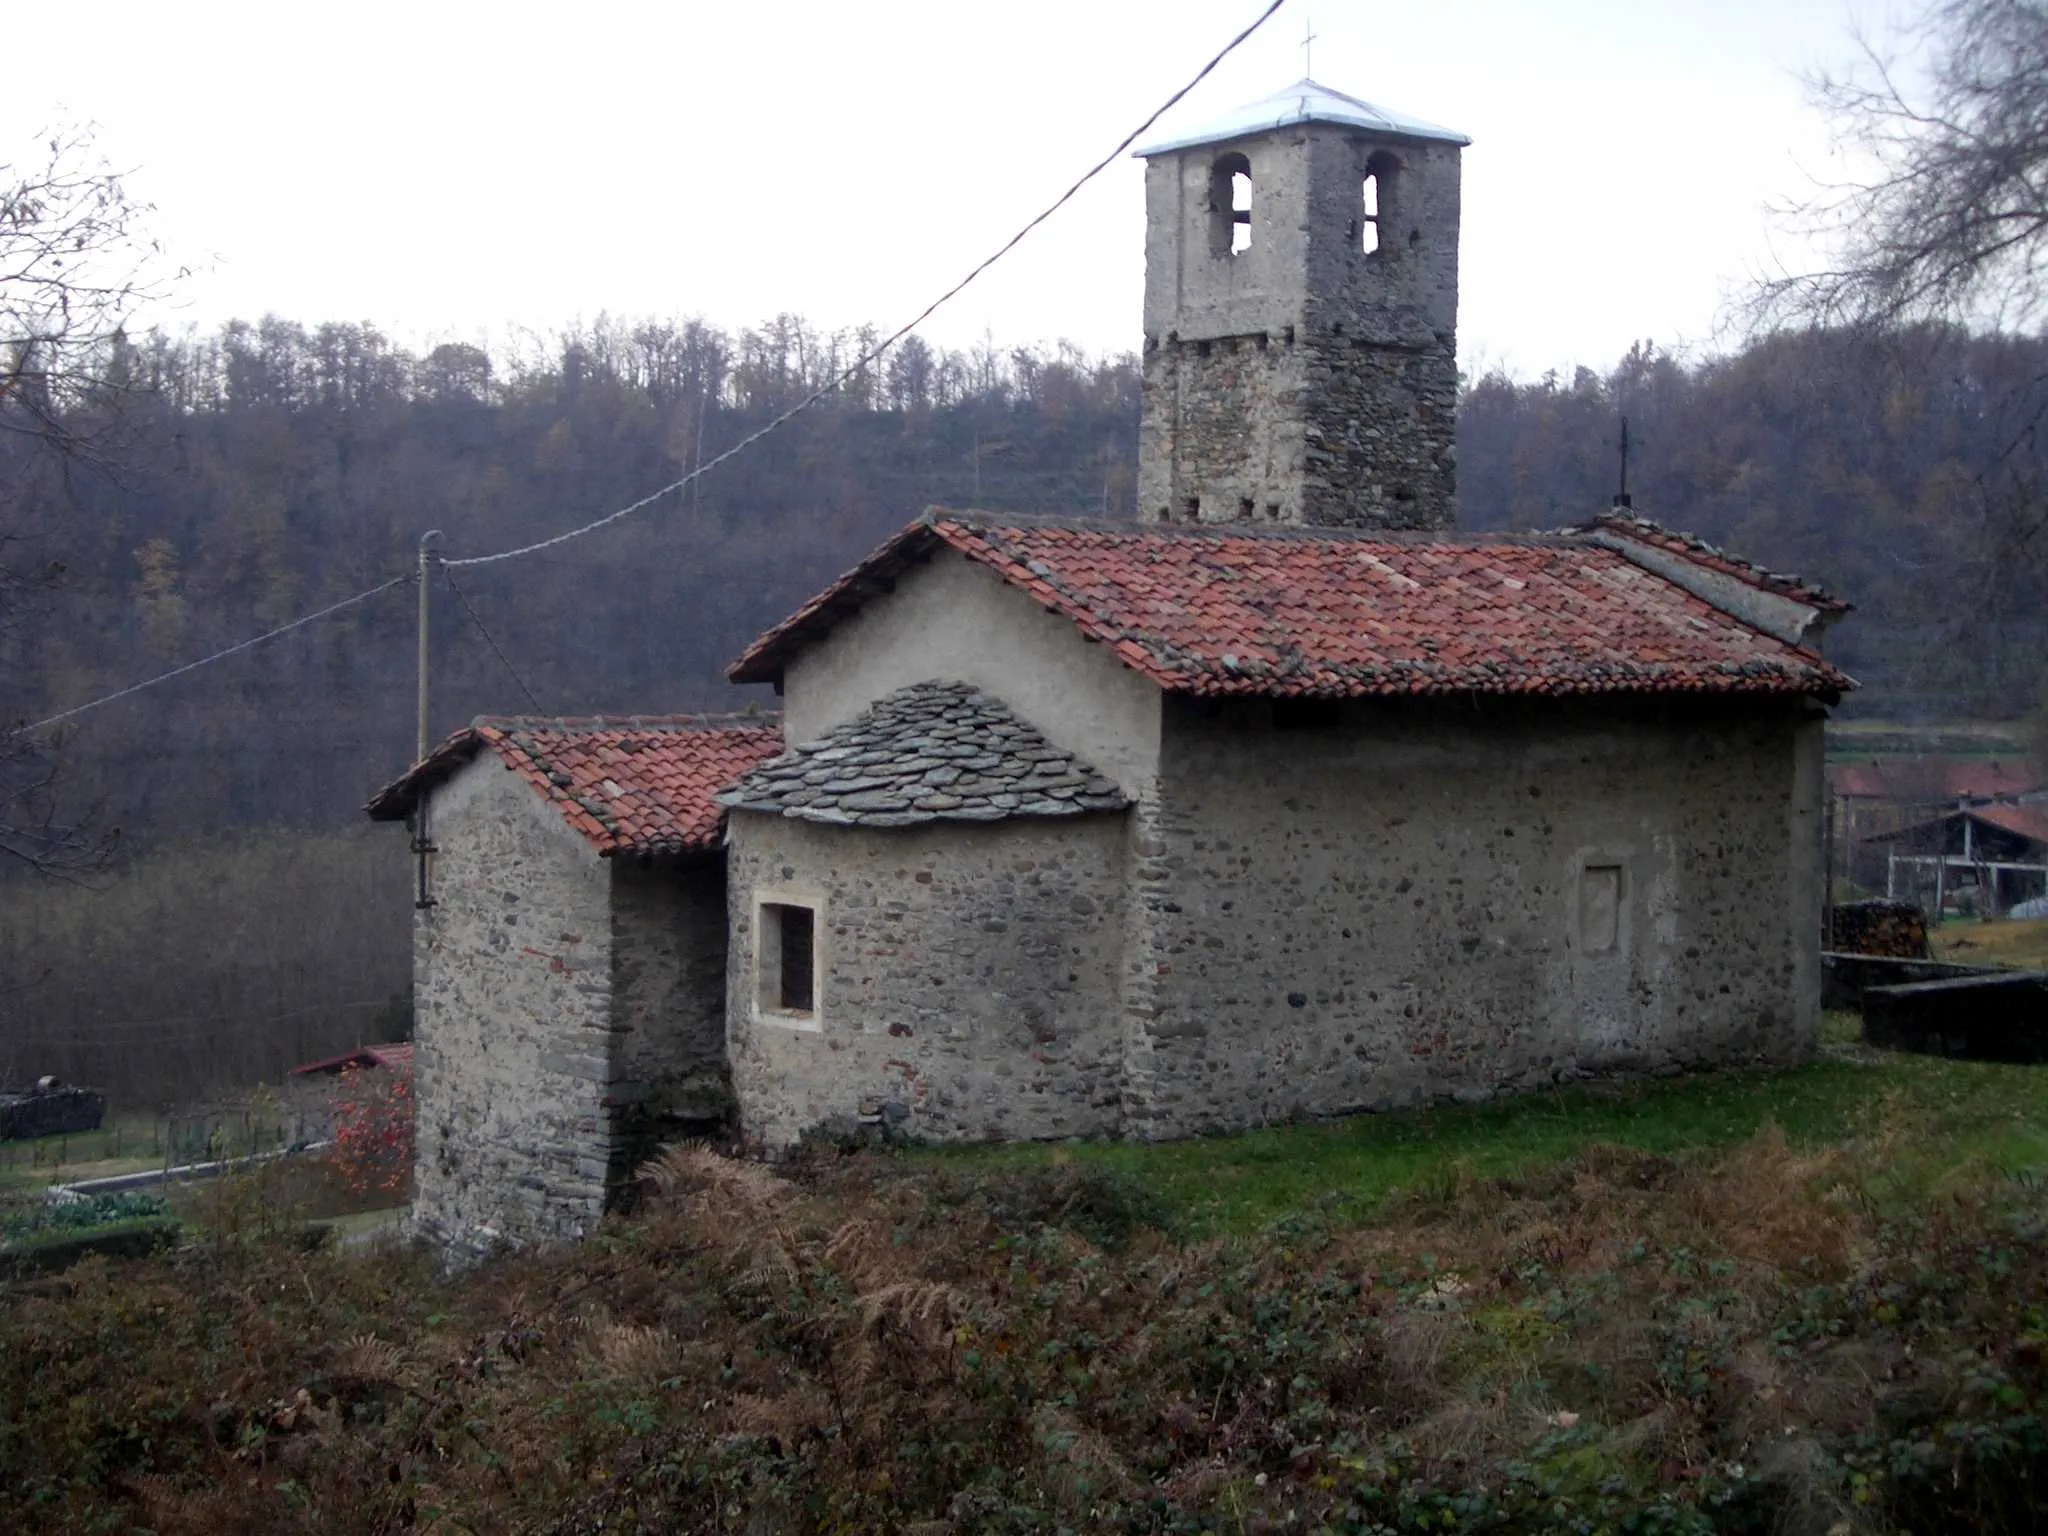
[{"xmin": 370, "ymin": 78, "xmax": 1850, "ymax": 1249}]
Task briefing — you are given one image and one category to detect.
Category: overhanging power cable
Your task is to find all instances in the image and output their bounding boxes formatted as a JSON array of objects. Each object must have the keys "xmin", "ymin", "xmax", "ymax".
[
  {"xmin": 443, "ymin": 565, "xmax": 546, "ymax": 714},
  {"xmin": 444, "ymin": 0, "xmax": 1290, "ymax": 570},
  {"xmin": 7, "ymin": 0, "xmax": 1288, "ymax": 734},
  {"xmin": 11, "ymin": 576, "xmax": 410, "ymax": 736}
]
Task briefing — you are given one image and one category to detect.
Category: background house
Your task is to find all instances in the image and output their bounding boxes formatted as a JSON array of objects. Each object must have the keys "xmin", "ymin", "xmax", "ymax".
[
  {"xmin": 1830, "ymin": 755, "xmax": 2043, "ymax": 892},
  {"xmin": 1865, "ymin": 803, "xmax": 2048, "ymax": 918}
]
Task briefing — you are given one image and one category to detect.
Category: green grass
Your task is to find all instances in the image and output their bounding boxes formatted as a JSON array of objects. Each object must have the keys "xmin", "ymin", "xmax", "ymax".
[{"xmin": 922, "ymin": 1047, "xmax": 2048, "ymax": 1236}]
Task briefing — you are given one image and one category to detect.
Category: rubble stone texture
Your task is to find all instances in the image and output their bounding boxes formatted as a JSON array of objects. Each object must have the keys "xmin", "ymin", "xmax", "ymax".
[
  {"xmin": 725, "ymin": 811, "xmax": 1130, "ymax": 1150},
  {"xmin": 393, "ymin": 728, "xmax": 749, "ymax": 1250},
  {"xmin": 718, "ymin": 679, "xmax": 1128, "ymax": 827}
]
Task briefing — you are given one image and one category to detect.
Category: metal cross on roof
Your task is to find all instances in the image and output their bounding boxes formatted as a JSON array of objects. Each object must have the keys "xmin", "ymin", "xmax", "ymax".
[{"xmin": 1301, "ymin": 17, "xmax": 1318, "ymax": 77}]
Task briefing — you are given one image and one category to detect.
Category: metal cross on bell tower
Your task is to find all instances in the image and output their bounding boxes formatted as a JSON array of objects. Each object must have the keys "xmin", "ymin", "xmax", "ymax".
[{"xmin": 1301, "ymin": 17, "xmax": 1318, "ymax": 77}]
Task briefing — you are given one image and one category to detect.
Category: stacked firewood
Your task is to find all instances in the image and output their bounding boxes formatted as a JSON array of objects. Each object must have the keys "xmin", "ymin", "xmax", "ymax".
[{"xmin": 1828, "ymin": 899, "xmax": 1931, "ymax": 958}]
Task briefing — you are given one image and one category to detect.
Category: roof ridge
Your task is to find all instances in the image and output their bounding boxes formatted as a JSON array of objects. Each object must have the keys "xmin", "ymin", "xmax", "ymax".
[
  {"xmin": 927, "ymin": 507, "xmax": 1601, "ymax": 547},
  {"xmin": 476, "ymin": 710, "xmax": 781, "ymax": 733}
]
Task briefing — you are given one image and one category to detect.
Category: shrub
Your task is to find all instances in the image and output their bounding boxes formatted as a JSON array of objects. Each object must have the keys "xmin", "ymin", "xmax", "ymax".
[{"xmin": 326, "ymin": 1065, "xmax": 413, "ymax": 1197}]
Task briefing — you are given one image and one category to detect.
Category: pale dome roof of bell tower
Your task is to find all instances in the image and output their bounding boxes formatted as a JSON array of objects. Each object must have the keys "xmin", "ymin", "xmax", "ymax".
[{"xmin": 1133, "ymin": 77, "xmax": 1470, "ymax": 157}]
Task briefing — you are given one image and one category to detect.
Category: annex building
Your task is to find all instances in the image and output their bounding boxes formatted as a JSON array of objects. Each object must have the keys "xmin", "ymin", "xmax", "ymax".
[{"xmin": 370, "ymin": 78, "xmax": 1851, "ymax": 1247}]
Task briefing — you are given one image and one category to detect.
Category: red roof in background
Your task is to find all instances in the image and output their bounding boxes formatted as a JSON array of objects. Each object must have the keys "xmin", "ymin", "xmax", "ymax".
[
  {"xmin": 729, "ymin": 515, "xmax": 1850, "ymax": 700},
  {"xmin": 1974, "ymin": 803, "xmax": 2048, "ymax": 847},
  {"xmin": 1861, "ymin": 801, "xmax": 2048, "ymax": 849},
  {"xmin": 366, "ymin": 715, "xmax": 783, "ymax": 854},
  {"xmin": 292, "ymin": 1043, "xmax": 415, "ymax": 1077},
  {"xmin": 1832, "ymin": 758, "xmax": 2043, "ymax": 802}
]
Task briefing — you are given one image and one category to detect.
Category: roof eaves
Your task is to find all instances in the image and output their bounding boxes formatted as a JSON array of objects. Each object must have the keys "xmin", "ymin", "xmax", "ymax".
[{"xmin": 364, "ymin": 723, "xmax": 497, "ymax": 821}]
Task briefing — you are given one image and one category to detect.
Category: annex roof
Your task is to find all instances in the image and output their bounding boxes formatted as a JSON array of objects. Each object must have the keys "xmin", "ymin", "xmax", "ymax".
[
  {"xmin": 1832, "ymin": 757, "xmax": 2042, "ymax": 803},
  {"xmin": 718, "ymin": 680, "xmax": 1127, "ymax": 828},
  {"xmin": 1135, "ymin": 77, "xmax": 1470, "ymax": 157},
  {"xmin": 1587, "ymin": 513, "xmax": 1848, "ymax": 616},
  {"xmin": 365, "ymin": 714, "xmax": 783, "ymax": 856},
  {"xmin": 729, "ymin": 513, "xmax": 1852, "ymax": 702}
]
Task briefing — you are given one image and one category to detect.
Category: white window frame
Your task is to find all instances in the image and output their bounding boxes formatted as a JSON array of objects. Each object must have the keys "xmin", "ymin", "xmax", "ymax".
[{"xmin": 753, "ymin": 888, "xmax": 825, "ymax": 1032}]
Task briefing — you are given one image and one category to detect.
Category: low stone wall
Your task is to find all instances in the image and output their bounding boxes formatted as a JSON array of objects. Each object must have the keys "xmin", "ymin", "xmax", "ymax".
[
  {"xmin": 1820, "ymin": 952, "xmax": 1996, "ymax": 1012},
  {"xmin": 1863, "ymin": 972, "xmax": 2048, "ymax": 1061}
]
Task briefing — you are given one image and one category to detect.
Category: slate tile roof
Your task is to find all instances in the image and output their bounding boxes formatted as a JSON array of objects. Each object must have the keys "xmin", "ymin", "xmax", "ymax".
[
  {"xmin": 718, "ymin": 681, "xmax": 1128, "ymax": 828},
  {"xmin": 366, "ymin": 714, "xmax": 783, "ymax": 855},
  {"xmin": 729, "ymin": 513, "xmax": 1852, "ymax": 700}
]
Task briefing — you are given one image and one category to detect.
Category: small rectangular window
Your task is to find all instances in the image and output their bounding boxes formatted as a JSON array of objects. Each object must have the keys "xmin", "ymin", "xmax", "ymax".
[
  {"xmin": 1580, "ymin": 865, "xmax": 1622, "ymax": 953},
  {"xmin": 759, "ymin": 901, "xmax": 818, "ymax": 1018}
]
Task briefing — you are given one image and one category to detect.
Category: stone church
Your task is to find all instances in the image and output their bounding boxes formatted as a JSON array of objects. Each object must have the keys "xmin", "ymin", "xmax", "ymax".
[{"xmin": 370, "ymin": 78, "xmax": 1851, "ymax": 1248}]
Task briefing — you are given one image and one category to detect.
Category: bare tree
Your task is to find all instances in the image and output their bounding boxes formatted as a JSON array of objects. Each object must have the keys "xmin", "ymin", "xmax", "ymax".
[
  {"xmin": 1752, "ymin": 4, "xmax": 2048, "ymax": 715},
  {"xmin": 1758, "ymin": 1, "xmax": 2048, "ymax": 330},
  {"xmin": 1, "ymin": 126, "xmax": 173, "ymax": 876}
]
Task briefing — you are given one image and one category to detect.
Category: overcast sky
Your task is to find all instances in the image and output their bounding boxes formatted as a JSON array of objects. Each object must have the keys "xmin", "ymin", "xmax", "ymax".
[{"xmin": 11, "ymin": 0, "xmax": 1899, "ymax": 379}]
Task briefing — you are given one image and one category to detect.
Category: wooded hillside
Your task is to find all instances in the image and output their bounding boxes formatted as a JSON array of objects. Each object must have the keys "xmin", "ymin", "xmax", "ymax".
[
  {"xmin": 2, "ymin": 314, "xmax": 2044, "ymax": 1100},
  {"xmin": 7, "ymin": 315, "xmax": 2044, "ymax": 847}
]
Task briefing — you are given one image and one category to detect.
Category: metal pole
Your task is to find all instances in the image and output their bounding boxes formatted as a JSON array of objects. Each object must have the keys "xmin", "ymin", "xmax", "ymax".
[
  {"xmin": 416, "ymin": 531, "xmax": 443, "ymax": 763},
  {"xmin": 414, "ymin": 531, "xmax": 444, "ymax": 911}
]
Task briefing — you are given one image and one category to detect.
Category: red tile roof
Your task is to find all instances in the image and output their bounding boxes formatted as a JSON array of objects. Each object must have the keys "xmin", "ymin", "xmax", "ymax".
[
  {"xmin": 729, "ymin": 514, "xmax": 1850, "ymax": 700},
  {"xmin": 1831, "ymin": 758, "xmax": 2043, "ymax": 803},
  {"xmin": 1974, "ymin": 803, "xmax": 2048, "ymax": 847},
  {"xmin": 366, "ymin": 715, "xmax": 783, "ymax": 855}
]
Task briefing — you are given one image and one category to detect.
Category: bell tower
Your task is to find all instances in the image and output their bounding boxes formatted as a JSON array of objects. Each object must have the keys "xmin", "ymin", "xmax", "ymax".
[{"xmin": 1135, "ymin": 79, "xmax": 1468, "ymax": 529}]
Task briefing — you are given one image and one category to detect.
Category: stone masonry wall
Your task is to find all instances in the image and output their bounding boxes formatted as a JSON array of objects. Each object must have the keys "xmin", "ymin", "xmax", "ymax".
[
  {"xmin": 725, "ymin": 811, "xmax": 1129, "ymax": 1151},
  {"xmin": 1140, "ymin": 335, "xmax": 1456, "ymax": 528},
  {"xmin": 609, "ymin": 855, "xmax": 734, "ymax": 1138},
  {"xmin": 1123, "ymin": 696, "xmax": 1825, "ymax": 1137},
  {"xmin": 412, "ymin": 756, "xmax": 621, "ymax": 1249}
]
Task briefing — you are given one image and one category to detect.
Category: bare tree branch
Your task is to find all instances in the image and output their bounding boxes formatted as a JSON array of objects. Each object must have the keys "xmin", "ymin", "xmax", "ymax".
[
  {"xmin": 1753, "ymin": 1, "xmax": 2048, "ymax": 332},
  {"xmin": 0, "ymin": 125, "xmax": 172, "ymax": 877}
]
